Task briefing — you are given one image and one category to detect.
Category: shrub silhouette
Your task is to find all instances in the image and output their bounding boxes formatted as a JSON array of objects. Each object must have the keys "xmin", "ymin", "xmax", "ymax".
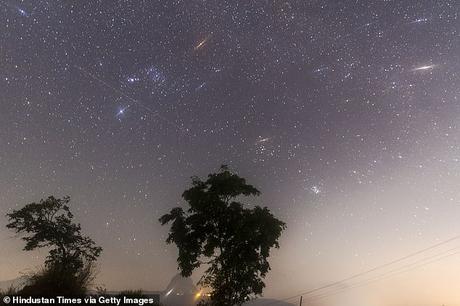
[
  {"xmin": 19, "ymin": 263, "xmax": 97, "ymax": 297},
  {"xmin": 6, "ymin": 196, "xmax": 102, "ymax": 296}
]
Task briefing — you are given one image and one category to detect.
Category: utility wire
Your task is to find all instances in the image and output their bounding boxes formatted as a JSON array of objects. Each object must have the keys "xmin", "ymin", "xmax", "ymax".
[
  {"xmin": 263, "ymin": 235, "xmax": 460, "ymax": 305},
  {"xmin": 309, "ymin": 245, "xmax": 460, "ymax": 301}
]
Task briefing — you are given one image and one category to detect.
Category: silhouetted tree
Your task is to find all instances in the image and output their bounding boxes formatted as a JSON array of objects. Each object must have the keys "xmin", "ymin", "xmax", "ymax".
[
  {"xmin": 6, "ymin": 196, "xmax": 102, "ymax": 273},
  {"xmin": 159, "ymin": 165, "xmax": 286, "ymax": 306}
]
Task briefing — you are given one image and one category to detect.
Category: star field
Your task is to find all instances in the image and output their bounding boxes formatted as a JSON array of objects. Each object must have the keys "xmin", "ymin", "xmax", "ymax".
[{"xmin": 2, "ymin": 1, "xmax": 460, "ymax": 304}]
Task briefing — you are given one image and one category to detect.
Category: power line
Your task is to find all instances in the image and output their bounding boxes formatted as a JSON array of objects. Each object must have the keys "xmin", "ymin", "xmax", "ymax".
[
  {"xmin": 309, "ymin": 245, "xmax": 460, "ymax": 301},
  {"xmin": 264, "ymin": 234, "xmax": 460, "ymax": 305}
]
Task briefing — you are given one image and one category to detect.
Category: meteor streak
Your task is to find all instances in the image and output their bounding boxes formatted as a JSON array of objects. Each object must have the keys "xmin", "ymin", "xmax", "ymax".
[
  {"xmin": 194, "ymin": 34, "xmax": 212, "ymax": 51},
  {"xmin": 412, "ymin": 64, "xmax": 436, "ymax": 71},
  {"xmin": 256, "ymin": 137, "xmax": 270, "ymax": 144}
]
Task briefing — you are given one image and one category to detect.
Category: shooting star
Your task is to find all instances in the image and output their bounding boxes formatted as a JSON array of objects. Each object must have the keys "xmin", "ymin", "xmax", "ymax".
[
  {"xmin": 408, "ymin": 17, "xmax": 429, "ymax": 24},
  {"xmin": 255, "ymin": 137, "xmax": 271, "ymax": 144},
  {"xmin": 194, "ymin": 34, "xmax": 212, "ymax": 51},
  {"xmin": 412, "ymin": 64, "xmax": 436, "ymax": 72},
  {"xmin": 195, "ymin": 82, "xmax": 206, "ymax": 92}
]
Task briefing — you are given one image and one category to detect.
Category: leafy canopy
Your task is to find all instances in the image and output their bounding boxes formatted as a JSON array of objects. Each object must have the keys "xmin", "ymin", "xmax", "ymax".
[
  {"xmin": 6, "ymin": 196, "xmax": 102, "ymax": 273},
  {"xmin": 159, "ymin": 165, "xmax": 286, "ymax": 306}
]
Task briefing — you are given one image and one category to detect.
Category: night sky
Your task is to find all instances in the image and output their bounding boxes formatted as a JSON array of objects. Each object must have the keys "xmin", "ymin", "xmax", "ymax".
[{"xmin": 2, "ymin": 1, "xmax": 460, "ymax": 305}]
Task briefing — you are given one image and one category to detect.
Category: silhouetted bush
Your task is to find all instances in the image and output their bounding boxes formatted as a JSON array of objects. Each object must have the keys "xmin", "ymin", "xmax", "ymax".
[{"xmin": 18, "ymin": 262, "xmax": 96, "ymax": 298}]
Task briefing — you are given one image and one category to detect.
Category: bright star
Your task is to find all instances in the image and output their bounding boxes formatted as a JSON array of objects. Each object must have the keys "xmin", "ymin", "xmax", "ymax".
[
  {"xmin": 116, "ymin": 106, "xmax": 129, "ymax": 117},
  {"xmin": 16, "ymin": 7, "xmax": 29, "ymax": 17}
]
